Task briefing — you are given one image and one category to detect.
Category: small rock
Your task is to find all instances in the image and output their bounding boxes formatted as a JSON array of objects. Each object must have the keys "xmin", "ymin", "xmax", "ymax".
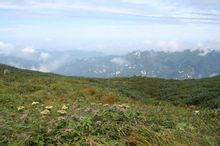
[
  {"xmin": 3, "ymin": 69, "xmax": 10, "ymax": 75},
  {"xmin": 20, "ymin": 113, "xmax": 28, "ymax": 120}
]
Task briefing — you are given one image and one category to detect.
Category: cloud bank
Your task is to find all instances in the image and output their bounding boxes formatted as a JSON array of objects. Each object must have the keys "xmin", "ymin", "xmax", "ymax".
[{"xmin": 0, "ymin": 41, "xmax": 70, "ymax": 73}]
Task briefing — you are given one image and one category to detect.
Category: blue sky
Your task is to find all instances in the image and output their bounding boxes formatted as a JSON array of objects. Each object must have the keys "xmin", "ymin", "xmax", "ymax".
[{"xmin": 0, "ymin": 0, "xmax": 220, "ymax": 54}]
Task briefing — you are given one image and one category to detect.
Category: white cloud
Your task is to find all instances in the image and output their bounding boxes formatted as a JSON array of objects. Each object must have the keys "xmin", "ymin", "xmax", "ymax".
[
  {"xmin": 0, "ymin": 1, "xmax": 136, "ymax": 16},
  {"xmin": 144, "ymin": 40, "xmax": 153, "ymax": 45},
  {"xmin": 33, "ymin": 55, "xmax": 71, "ymax": 72},
  {"xmin": 111, "ymin": 57, "xmax": 128, "ymax": 65},
  {"xmin": 8, "ymin": 62, "xmax": 26, "ymax": 69},
  {"xmin": 143, "ymin": 39, "xmax": 220, "ymax": 53},
  {"xmin": 157, "ymin": 40, "xmax": 180, "ymax": 52},
  {"xmin": 31, "ymin": 66, "xmax": 49, "ymax": 72},
  {"xmin": 21, "ymin": 47, "xmax": 36, "ymax": 54},
  {"xmin": 121, "ymin": 0, "xmax": 155, "ymax": 5},
  {"xmin": 1, "ymin": 0, "xmax": 219, "ymax": 24},
  {"xmin": 0, "ymin": 41, "xmax": 14, "ymax": 55},
  {"xmin": 209, "ymin": 73, "xmax": 218, "ymax": 77},
  {"xmin": 40, "ymin": 52, "xmax": 51, "ymax": 61},
  {"xmin": 196, "ymin": 42, "xmax": 212, "ymax": 56}
]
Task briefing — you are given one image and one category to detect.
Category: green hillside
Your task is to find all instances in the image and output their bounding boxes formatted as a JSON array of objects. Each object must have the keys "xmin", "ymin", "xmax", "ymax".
[{"xmin": 0, "ymin": 64, "xmax": 219, "ymax": 145}]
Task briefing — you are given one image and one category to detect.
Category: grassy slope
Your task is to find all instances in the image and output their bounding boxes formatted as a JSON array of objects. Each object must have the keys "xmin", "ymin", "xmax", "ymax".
[{"xmin": 0, "ymin": 64, "xmax": 219, "ymax": 145}]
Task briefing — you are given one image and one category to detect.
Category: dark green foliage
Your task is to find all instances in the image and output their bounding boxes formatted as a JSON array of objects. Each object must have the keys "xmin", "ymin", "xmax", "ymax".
[{"xmin": 98, "ymin": 76, "xmax": 220, "ymax": 108}]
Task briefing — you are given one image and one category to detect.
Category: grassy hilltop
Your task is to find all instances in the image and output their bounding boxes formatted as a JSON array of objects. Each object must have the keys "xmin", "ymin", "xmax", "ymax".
[{"xmin": 0, "ymin": 64, "xmax": 219, "ymax": 145}]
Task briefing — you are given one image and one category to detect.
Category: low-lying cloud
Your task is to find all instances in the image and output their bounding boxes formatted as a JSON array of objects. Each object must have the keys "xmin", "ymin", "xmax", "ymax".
[
  {"xmin": 0, "ymin": 41, "xmax": 70, "ymax": 73},
  {"xmin": 0, "ymin": 41, "xmax": 14, "ymax": 55},
  {"xmin": 111, "ymin": 57, "xmax": 129, "ymax": 65},
  {"xmin": 143, "ymin": 40, "xmax": 220, "ymax": 52}
]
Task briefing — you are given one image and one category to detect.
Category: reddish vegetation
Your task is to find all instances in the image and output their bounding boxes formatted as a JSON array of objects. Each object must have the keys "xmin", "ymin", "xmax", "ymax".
[
  {"xmin": 100, "ymin": 96, "xmax": 117, "ymax": 104},
  {"xmin": 83, "ymin": 86, "xmax": 96, "ymax": 95},
  {"xmin": 126, "ymin": 135, "xmax": 137, "ymax": 146}
]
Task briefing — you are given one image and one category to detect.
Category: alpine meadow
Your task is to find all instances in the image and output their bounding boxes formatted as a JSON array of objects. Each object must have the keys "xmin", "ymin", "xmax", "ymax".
[{"xmin": 0, "ymin": 0, "xmax": 220, "ymax": 145}]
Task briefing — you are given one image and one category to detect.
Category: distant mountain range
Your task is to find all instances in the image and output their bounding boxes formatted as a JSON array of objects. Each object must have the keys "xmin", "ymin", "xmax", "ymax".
[{"xmin": 1, "ymin": 49, "xmax": 220, "ymax": 79}]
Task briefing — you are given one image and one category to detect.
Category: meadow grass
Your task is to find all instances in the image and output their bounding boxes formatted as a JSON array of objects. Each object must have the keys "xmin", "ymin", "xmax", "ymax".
[{"xmin": 0, "ymin": 64, "xmax": 219, "ymax": 145}]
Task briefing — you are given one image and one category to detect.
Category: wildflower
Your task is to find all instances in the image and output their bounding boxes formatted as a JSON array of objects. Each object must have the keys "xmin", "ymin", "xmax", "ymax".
[
  {"xmin": 3, "ymin": 69, "xmax": 10, "ymax": 75},
  {"xmin": 45, "ymin": 105, "xmax": 53, "ymax": 110},
  {"xmin": 91, "ymin": 102, "xmax": 96, "ymax": 106},
  {"xmin": 17, "ymin": 106, "xmax": 25, "ymax": 111},
  {"xmin": 61, "ymin": 104, "xmax": 68, "ymax": 110},
  {"xmin": 57, "ymin": 116, "xmax": 67, "ymax": 121},
  {"xmin": 103, "ymin": 104, "xmax": 109, "ymax": 107},
  {"xmin": 64, "ymin": 128, "xmax": 72, "ymax": 132},
  {"xmin": 41, "ymin": 109, "xmax": 50, "ymax": 115},
  {"xmin": 47, "ymin": 128, "xmax": 52, "ymax": 133},
  {"xmin": 117, "ymin": 107, "xmax": 126, "ymax": 113},
  {"xmin": 57, "ymin": 110, "xmax": 67, "ymax": 115},
  {"xmin": 193, "ymin": 110, "xmax": 199, "ymax": 115},
  {"xmin": 32, "ymin": 101, "xmax": 40, "ymax": 106},
  {"xmin": 84, "ymin": 108, "xmax": 93, "ymax": 113},
  {"xmin": 108, "ymin": 106, "xmax": 115, "ymax": 112},
  {"xmin": 95, "ymin": 121, "xmax": 102, "ymax": 125},
  {"xmin": 118, "ymin": 104, "xmax": 130, "ymax": 109},
  {"xmin": 124, "ymin": 104, "xmax": 130, "ymax": 108}
]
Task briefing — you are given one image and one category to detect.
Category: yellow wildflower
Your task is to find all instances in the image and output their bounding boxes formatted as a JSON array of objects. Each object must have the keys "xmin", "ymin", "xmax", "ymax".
[
  {"xmin": 91, "ymin": 102, "xmax": 96, "ymax": 106},
  {"xmin": 61, "ymin": 104, "xmax": 68, "ymax": 110},
  {"xmin": 57, "ymin": 110, "xmax": 67, "ymax": 115},
  {"xmin": 32, "ymin": 101, "xmax": 40, "ymax": 106},
  {"xmin": 41, "ymin": 109, "xmax": 50, "ymax": 115},
  {"xmin": 118, "ymin": 104, "xmax": 130, "ymax": 108},
  {"xmin": 45, "ymin": 106, "xmax": 53, "ymax": 110},
  {"xmin": 17, "ymin": 106, "xmax": 25, "ymax": 111}
]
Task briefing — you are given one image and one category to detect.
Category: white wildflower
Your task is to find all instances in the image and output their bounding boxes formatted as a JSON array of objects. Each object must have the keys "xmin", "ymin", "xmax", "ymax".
[
  {"xmin": 32, "ymin": 101, "xmax": 40, "ymax": 106},
  {"xmin": 17, "ymin": 106, "xmax": 25, "ymax": 111},
  {"xmin": 41, "ymin": 109, "xmax": 50, "ymax": 115}
]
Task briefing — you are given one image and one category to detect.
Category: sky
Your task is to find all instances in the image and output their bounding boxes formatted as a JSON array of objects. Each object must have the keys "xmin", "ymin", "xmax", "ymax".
[{"xmin": 0, "ymin": 0, "xmax": 220, "ymax": 54}]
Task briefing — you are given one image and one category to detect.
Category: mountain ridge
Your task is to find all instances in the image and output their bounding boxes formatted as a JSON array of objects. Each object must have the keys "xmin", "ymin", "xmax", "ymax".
[{"xmin": 1, "ymin": 49, "xmax": 220, "ymax": 79}]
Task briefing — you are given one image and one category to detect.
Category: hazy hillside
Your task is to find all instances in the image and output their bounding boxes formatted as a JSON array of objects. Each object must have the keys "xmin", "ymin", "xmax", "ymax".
[
  {"xmin": 0, "ymin": 50, "xmax": 104, "ymax": 72},
  {"xmin": 0, "ymin": 64, "xmax": 219, "ymax": 145},
  {"xmin": 1, "ymin": 49, "xmax": 220, "ymax": 79},
  {"xmin": 63, "ymin": 50, "xmax": 220, "ymax": 79}
]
